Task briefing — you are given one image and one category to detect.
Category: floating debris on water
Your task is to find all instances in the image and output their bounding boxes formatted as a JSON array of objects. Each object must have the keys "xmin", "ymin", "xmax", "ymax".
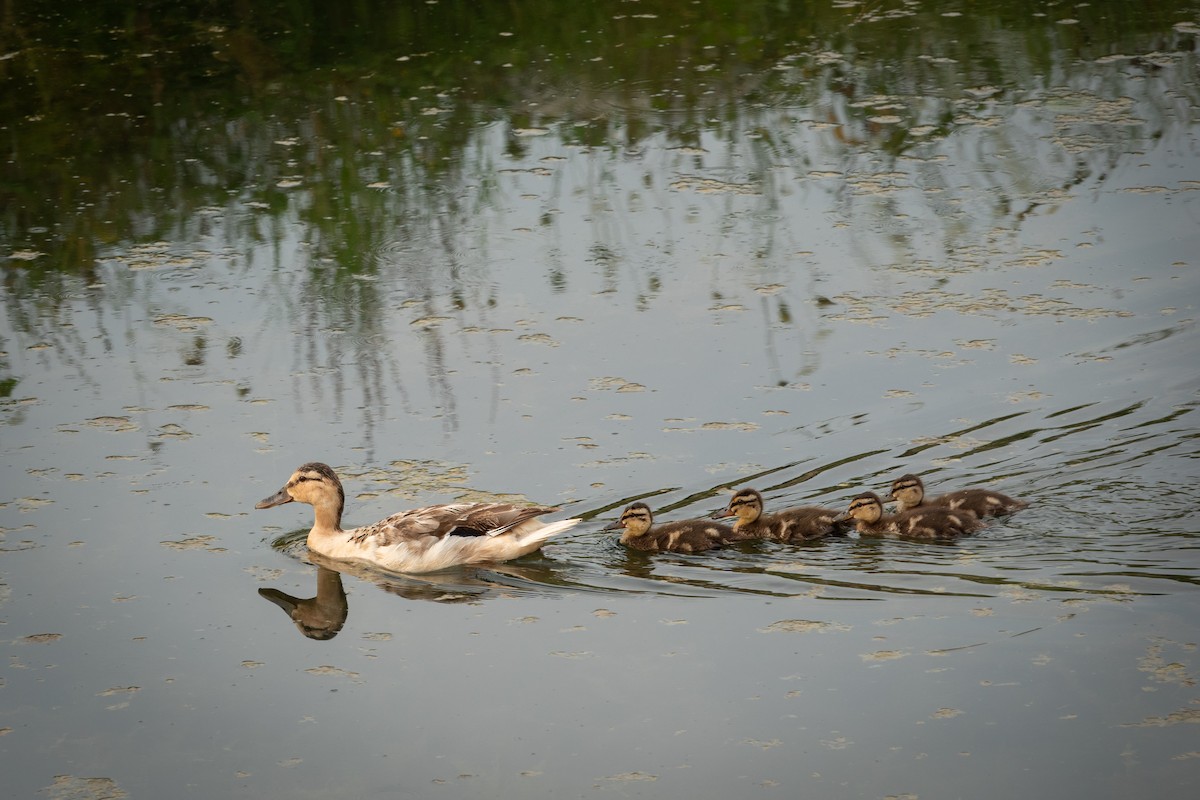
[
  {"xmin": 603, "ymin": 772, "xmax": 657, "ymax": 782},
  {"xmin": 41, "ymin": 776, "xmax": 128, "ymax": 800},
  {"xmin": 759, "ymin": 620, "xmax": 850, "ymax": 634},
  {"xmin": 86, "ymin": 416, "xmax": 138, "ymax": 433},
  {"xmin": 153, "ymin": 314, "xmax": 213, "ymax": 331},
  {"xmin": 160, "ymin": 535, "xmax": 225, "ymax": 552},
  {"xmin": 589, "ymin": 376, "xmax": 646, "ymax": 392},
  {"xmin": 304, "ymin": 666, "xmax": 360, "ymax": 680}
]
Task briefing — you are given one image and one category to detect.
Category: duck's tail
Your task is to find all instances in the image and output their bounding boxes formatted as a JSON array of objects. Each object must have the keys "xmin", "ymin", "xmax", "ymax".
[
  {"xmin": 466, "ymin": 516, "xmax": 580, "ymax": 564},
  {"xmin": 516, "ymin": 517, "xmax": 581, "ymax": 548}
]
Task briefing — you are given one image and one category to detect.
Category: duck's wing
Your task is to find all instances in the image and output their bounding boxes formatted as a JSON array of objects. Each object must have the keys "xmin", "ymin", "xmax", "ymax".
[
  {"xmin": 451, "ymin": 504, "xmax": 560, "ymax": 537},
  {"xmin": 657, "ymin": 521, "xmax": 727, "ymax": 553},
  {"xmin": 351, "ymin": 503, "xmax": 558, "ymax": 546},
  {"xmin": 774, "ymin": 506, "xmax": 842, "ymax": 540},
  {"xmin": 896, "ymin": 507, "xmax": 981, "ymax": 538},
  {"xmin": 940, "ymin": 489, "xmax": 1027, "ymax": 517}
]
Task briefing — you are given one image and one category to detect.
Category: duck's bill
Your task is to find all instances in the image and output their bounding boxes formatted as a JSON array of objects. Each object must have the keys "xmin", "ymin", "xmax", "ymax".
[
  {"xmin": 601, "ymin": 520, "xmax": 626, "ymax": 531},
  {"xmin": 258, "ymin": 588, "xmax": 300, "ymax": 614},
  {"xmin": 255, "ymin": 488, "xmax": 293, "ymax": 509},
  {"xmin": 709, "ymin": 508, "xmax": 733, "ymax": 519}
]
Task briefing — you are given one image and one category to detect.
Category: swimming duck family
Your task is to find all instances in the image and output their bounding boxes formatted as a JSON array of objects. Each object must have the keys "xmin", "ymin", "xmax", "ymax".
[
  {"xmin": 839, "ymin": 491, "xmax": 983, "ymax": 539},
  {"xmin": 888, "ymin": 473, "xmax": 1028, "ymax": 517},
  {"xmin": 255, "ymin": 462, "xmax": 580, "ymax": 573},
  {"xmin": 605, "ymin": 501, "xmax": 736, "ymax": 553},
  {"xmin": 254, "ymin": 462, "xmax": 1028, "ymax": 570},
  {"xmin": 714, "ymin": 487, "xmax": 844, "ymax": 542}
]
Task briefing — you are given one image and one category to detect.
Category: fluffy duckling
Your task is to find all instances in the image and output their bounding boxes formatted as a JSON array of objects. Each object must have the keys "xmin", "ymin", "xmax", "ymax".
[
  {"xmin": 605, "ymin": 501, "xmax": 735, "ymax": 553},
  {"xmin": 839, "ymin": 492, "xmax": 982, "ymax": 539},
  {"xmin": 255, "ymin": 462, "xmax": 580, "ymax": 573},
  {"xmin": 889, "ymin": 473, "xmax": 1027, "ymax": 517},
  {"xmin": 714, "ymin": 487, "xmax": 844, "ymax": 542}
]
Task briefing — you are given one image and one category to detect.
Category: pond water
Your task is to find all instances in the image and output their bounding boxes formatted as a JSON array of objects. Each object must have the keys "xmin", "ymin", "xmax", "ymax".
[{"xmin": 2, "ymin": 1, "xmax": 1199, "ymax": 797}]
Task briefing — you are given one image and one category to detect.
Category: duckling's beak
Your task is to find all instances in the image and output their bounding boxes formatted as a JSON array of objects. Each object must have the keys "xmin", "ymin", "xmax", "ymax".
[
  {"xmin": 832, "ymin": 510, "xmax": 850, "ymax": 523},
  {"xmin": 602, "ymin": 519, "xmax": 625, "ymax": 532},
  {"xmin": 710, "ymin": 506, "xmax": 734, "ymax": 519},
  {"xmin": 255, "ymin": 487, "xmax": 294, "ymax": 510}
]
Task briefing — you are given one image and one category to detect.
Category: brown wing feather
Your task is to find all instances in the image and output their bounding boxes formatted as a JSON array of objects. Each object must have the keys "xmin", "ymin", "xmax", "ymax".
[
  {"xmin": 455, "ymin": 504, "xmax": 559, "ymax": 536},
  {"xmin": 765, "ymin": 507, "xmax": 842, "ymax": 542},
  {"xmin": 930, "ymin": 489, "xmax": 1026, "ymax": 517},
  {"xmin": 627, "ymin": 520, "xmax": 730, "ymax": 553},
  {"xmin": 350, "ymin": 503, "xmax": 557, "ymax": 546}
]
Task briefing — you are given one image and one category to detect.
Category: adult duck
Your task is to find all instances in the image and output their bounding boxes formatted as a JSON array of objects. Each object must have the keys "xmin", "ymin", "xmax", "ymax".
[{"xmin": 255, "ymin": 462, "xmax": 579, "ymax": 573}]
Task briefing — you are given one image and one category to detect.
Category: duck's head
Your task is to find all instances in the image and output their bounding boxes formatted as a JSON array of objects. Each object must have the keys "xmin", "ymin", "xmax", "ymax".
[
  {"xmin": 839, "ymin": 492, "xmax": 884, "ymax": 525},
  {"xmin": 256, "ymin": 462, "xmax": 345, "ymax": 520},
  {"xmin": 888, "ymin": 474, "xmax": 925, "ymax": 507},
  {"xmin": 716, "ymin": 487, "xmax": 764, "ymax": 524},
  {"xmin": 604, "ymin": 502, "xmax": 654, "ymax": 537},
  {"xmin": 258, "ymin": 567, "xmax": 348, "ymax": 641}
]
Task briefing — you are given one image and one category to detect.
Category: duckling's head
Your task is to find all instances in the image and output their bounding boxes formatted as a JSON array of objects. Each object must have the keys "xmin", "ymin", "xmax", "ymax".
[
  {"xmin": 888, "ymin": 474, "xmax": 925, "ymax": 508},
  {"xmin": 843, "ymin": 492, "xmax": 884, "ymax": 524},
  {"xmin": 256, "ymin": 462, "xmax": 345, "ymax": 521},
  {"xmin": 719, "ymin": 487, "xmax": 764, "ymax": 524},
  {"xmin": 606, "ymin": 502, "xmax": 654, "ymax": 538}
]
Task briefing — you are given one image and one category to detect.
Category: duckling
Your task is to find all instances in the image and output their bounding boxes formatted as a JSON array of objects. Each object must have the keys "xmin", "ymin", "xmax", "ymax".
[
  {"xmin": 839, "ymin": 492, "xmax": 982, "ymax": 539},
  {"xmin": 255, "ymin": 462, "xmax": 580, "ymax": 573},
  {"xmin": 889, "ymin": 473, "xmax": 1027, "ymax": 517},
  {"xmin": 605, "ymin": 501, "xmax": 735, "ymax": 553},
  {"xmin": 714, "ymin": 487, "xmax": 844, "ymax": 542}
]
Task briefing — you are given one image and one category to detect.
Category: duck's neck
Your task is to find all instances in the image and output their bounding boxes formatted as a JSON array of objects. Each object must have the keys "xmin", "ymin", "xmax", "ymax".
[
  {"xmin": 315, "ymin": 567, "xmax": 348, "ymax": 611},
  {"xmin": 308, "ymin": 496, "xmax": 344, "ymax": 537},
  {"xmin": 621, "ymin": 527, "xmax": 651, "ymax": 545}
]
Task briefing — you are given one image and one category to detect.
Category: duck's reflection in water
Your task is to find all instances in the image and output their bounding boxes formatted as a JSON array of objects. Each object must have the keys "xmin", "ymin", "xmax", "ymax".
[
  {"xmin": 259, "ymin": 567, "xmax": 349, "ymax": 640},
  {"xmin": 258, "ymin": 552, "xmax": 567, "ymax": 639}
]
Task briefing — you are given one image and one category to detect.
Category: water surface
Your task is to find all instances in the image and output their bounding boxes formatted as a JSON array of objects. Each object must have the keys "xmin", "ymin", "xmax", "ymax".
[{"xmin": 2, "ymin": 2, "xmax": 1199, "ymax": 798}]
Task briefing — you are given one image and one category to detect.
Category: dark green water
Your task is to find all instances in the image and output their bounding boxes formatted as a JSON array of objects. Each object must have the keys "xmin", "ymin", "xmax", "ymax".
[{"xmin": 2, "ymin": 2, "xmax": 1198, "ymax": 797}]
